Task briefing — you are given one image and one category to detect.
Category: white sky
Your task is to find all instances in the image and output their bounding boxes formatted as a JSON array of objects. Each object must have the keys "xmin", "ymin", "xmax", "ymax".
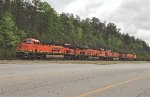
[{"xmin": 43, "ymin": 0, "xmax": 150, "ymax": 46}]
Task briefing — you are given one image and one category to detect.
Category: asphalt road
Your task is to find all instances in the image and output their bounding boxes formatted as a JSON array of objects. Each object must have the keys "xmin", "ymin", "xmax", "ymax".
[{"xmin": 0, "ymin": 62, "xmax": 150, "ymax": 97}]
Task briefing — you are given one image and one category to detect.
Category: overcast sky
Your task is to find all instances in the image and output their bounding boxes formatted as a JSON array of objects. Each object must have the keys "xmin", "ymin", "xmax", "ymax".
[{"xmin": 43, "ymin": 0, "xmax": 150, "ymax": 46}]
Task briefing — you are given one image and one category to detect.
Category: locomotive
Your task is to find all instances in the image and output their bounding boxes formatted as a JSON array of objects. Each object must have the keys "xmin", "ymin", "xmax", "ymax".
[{"xmin": 16, "ymin": 38, "xmax": 137, "ymax": 60}]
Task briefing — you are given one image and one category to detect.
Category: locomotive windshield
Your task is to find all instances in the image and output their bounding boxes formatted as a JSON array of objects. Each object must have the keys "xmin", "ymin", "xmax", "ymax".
[
  {"xmin": 26, "ymin": 39, "xmax": 32, "ymax": 44},
  {"xmin": 23, "ymin": 39, "xmax": 33, "ymax": 44}
]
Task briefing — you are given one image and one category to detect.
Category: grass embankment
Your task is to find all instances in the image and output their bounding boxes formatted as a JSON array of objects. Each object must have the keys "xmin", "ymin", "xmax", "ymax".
[{"xmin": 0, "ymin": 60, "xmax": 149, "ymax": 65}]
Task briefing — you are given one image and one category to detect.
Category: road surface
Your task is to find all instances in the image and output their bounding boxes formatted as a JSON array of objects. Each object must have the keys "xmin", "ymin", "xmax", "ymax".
[{"xmin": 0, "ymin": 62, "xmax": 150, "ymax": 97}]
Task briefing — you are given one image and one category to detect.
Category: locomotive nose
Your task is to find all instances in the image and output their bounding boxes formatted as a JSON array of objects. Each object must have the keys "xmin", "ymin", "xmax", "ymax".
[{"xmin": 17, "ymin": 44, "xmax": 22, "ymax": 50}]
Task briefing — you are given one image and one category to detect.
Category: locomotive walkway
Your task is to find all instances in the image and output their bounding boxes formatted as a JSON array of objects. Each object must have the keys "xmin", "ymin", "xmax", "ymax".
[{"xmin": 0, "ymin": 62, "xmax": 150, "ymax": 97}]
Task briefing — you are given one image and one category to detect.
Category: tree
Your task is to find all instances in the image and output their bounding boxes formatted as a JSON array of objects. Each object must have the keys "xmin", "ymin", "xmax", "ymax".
[
  {"xmin": 0, "ymin": 11, "xmax": 26, "ymax": 59},
  {"xmin": 0, "ymin": 12, "xmax": 24, "ymax": 48}
]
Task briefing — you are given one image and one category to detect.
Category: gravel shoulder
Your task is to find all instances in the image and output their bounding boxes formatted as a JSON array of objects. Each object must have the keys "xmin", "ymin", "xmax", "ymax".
[{"xmin": 0, "ymin": 60, "xmax": 149, "ymax": 65}]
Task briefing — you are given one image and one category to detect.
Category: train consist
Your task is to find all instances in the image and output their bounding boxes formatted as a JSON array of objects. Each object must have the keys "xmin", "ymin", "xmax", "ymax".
[{"xmin": 16, "ymin": 38, "xmax": 137, "ymax": 60}]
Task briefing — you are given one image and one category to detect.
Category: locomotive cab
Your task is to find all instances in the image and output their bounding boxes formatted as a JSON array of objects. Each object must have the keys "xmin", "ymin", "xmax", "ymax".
[
  {"xmin": 23, "ymin": 38, "xmax": 40, "ymax": 44},
  {"xmin": 17, "ymin": 38, "xmax": 40, "ymax": 51},
  {"xmin": 16, "ymin": 38, "xmax": 41, "ymax": 58}
]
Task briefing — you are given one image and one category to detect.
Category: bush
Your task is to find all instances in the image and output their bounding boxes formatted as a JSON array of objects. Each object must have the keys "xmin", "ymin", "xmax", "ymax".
[{"xmin": 0, "ymin": 48, "xmax": 16, "ymax": 59}]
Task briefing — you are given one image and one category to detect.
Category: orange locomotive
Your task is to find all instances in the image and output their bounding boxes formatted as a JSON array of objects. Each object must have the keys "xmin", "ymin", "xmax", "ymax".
[{"xmin": 16, "ymin": 38, "xmax": 137, "ymax": 60}]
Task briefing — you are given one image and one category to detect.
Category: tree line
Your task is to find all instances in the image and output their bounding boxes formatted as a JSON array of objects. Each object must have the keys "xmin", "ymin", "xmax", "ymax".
[{"xmin": 0, "ymin": 0, "xmax": 150, "ymax": 60}]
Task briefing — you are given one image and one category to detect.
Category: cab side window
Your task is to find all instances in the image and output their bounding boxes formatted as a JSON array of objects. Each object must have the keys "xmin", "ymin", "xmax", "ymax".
[{"xmin": 34, "ymin": 42, "xmax": 40, "ymax": 45}]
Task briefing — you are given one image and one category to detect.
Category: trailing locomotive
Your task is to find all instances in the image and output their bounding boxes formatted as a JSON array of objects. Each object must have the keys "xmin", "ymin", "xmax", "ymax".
[{"xmin": 16, "ymin": 38, "xmax": 137, "ymax": 60}]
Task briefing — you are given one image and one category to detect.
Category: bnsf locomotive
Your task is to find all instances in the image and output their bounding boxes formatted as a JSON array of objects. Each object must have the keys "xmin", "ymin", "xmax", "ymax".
[{"xmin": 16, "ymin": 38, "xmax": 137, "ymax": 60}]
